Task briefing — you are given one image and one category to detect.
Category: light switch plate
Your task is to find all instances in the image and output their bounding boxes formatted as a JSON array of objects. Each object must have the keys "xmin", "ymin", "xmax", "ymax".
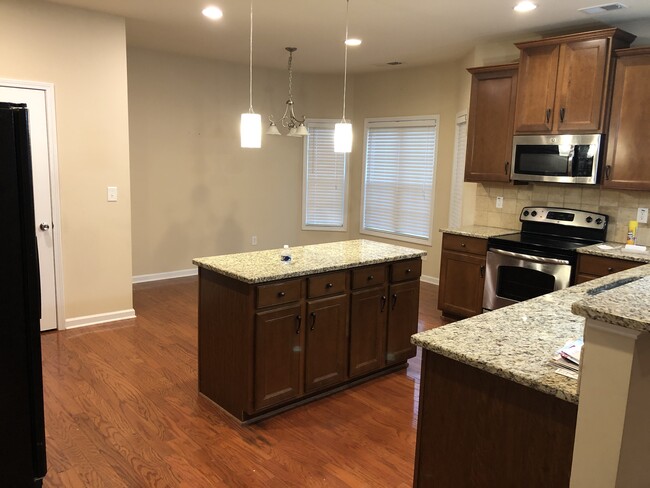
[
  {"xmin": 496, "ymin": 196, "xmax": 504, "ymax": 209},
  {"xmin": 107, "ymin": 186, "xmax": 118, "ymax": 202},
  {"xmin": 638, "ymin": 208, "xmax": 648, "ymax": 224}
]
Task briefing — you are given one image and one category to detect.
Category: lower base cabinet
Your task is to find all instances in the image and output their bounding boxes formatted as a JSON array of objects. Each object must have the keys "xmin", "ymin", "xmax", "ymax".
[
  {"xmin": 198, "ymin": 258, "xmax": 422, "ymax": 422},
  {"xmin": 575, "ymin": 253, "xmax": 642, "ymax": 283}
]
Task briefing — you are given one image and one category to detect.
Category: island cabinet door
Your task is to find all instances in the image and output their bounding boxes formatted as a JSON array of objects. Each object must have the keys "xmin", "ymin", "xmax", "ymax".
[
  {"xmin": 254, "ymin": 305, "xmax": 303, "ymax": 411},
  {"xmin": 349, "ymin": 287, "xmax": 387, "ymax": 378},
  {"xmin": 305, "ymin": 295, "xmax": 349, "ymax": 394},
  {"xmin": 386, "ymin": 280, "xmax": 420, "ymax": 365}
]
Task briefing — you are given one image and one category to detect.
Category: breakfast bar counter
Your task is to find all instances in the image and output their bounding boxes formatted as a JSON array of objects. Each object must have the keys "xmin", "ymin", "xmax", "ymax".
[{"xmin": 193, "ymin": 239, "xmax": 425, "ymax": 422}]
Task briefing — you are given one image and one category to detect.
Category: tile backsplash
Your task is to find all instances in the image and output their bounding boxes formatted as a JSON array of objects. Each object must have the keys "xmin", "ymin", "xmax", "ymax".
[{"xmin": 476, "ymin": 183, "xmax": 650, "ymax": 245}]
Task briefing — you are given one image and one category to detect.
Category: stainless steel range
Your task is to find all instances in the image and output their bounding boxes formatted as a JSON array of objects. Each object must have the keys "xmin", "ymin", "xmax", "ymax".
[{"xmin": 483, "ymin": 206, "xmax": 608, "ymax": 312}]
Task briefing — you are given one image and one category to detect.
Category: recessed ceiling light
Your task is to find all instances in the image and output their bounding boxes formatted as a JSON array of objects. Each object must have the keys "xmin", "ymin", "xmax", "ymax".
[
  {"xmin": 514, "ymin": 1, "xmax": 537, "ymax": 12},
  {"xmin": 345, "ymin": 38, "xmax": 362, "ymax": 46},
  {"xmin": 202, "ymin": 6, "xmax": 223, "ymax": 20}
]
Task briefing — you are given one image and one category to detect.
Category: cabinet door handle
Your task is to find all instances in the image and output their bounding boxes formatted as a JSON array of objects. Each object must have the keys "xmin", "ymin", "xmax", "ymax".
[
  {"xmin": 278, "ymin": 291, "xmax": 286, "ymax": 298},
  {"xmin": 504, "ymin": 161, "xmax": 509, "ymax": 175},
  {"xmin": 380, "ymin": 295, "xmax": 387, "ymax": 312},
  {"xmin": 310, "ymin": 311, "xmax": 317, "ymax": 331},
  {"xmin": 605, "ymin": 165, "xmax": 612, "ymax": 180},
  {"xmin": 545, "ymin": 108, "xmax": 551, "ymax": 124},
  {"xmin": 406, "ymin": 268, "xmax": 411, "ymax": 273},
  {"xmin": 480, "ymin": 265, "xmax": 485, "ymax": 278},
  {"xmin": 391, "ymin": 293, "xmax": 398, "ymax": 310},
  {"xmin": 296, "ymin": 315, "xmax": 302, "ymax": 334},
  {"xmin": 560, "ymin": 107, "xmax": 565, "ymax": 123}
]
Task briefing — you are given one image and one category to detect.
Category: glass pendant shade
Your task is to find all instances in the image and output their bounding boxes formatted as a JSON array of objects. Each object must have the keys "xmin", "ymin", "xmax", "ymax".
[
  {"xmin": 241, "ymin": 112, "xmax": 262, "ymax": 148},
  {"xmin": 334, "ymin": 122, "xmax": 352, "ymax": 153},
  {"xmin": 295, "ymin": 123, "xmax": 309, "ymax": 136},
  {"xmin": 266, "ymin": 120, "xmax": 281, "ymax": 136}
]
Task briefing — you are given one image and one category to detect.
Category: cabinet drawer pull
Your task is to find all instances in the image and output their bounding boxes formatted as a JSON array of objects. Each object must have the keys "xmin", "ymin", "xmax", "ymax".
[
  {"xmin": 278, "ymin": 291, "xmax": 286, "ymax": 298},
  {"xmin": 545, "ymin": 108, "xmax": 551, "ymax": 124},
  {"xmin": 480, "ymin": 265, "xmax": 485, "ymax": 278},
  {"xmin": 296, "ymin": 315, "xmax": 302, "ymax": 334},
  {"xmin": 391, "ymin": 293, "xmax": 398, "ymax": 310},
  {"xmin": 560, "ymin": 107, "xmax": 565, "ymax": 123},
  {"xmin": 380, "ymin": 295, "xmax": 387, "ymax": 312},
  {"xmin": 326, "ymin": 282, "xmax": 333, "ymax": 288},
  {"xmin": 607, "ymin": 267, "xmax": 614, "ymax": 273},
  {"xmin": 406, "ymin": 268, "xmax": 411, "ymax": 273},
  {"xmin": 460, "ymin": 242, "xmax": 466, "ymax": 247},
  {"xmin": 310, "ymin": 312, "xmax": 317, "ymax": 331},
  {"xmin": 368, "ymin": 275, "xmax": 374, "ymax": 281}
]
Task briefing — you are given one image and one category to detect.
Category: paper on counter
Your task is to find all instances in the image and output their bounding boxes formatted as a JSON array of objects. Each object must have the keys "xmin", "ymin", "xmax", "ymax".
[{"xmin": 624, "ymin": 244, "xmax": 647, "ymax": 253}]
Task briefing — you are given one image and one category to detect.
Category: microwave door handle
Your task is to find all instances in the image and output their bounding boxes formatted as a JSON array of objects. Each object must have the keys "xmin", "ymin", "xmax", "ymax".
[{"xmin": 489, "ymin": 248, "xmax": 571, "ymax": 266}]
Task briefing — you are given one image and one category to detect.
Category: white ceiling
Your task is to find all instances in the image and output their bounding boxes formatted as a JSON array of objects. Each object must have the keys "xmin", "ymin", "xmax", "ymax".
[{"xmin": 45, "ymin": 0, "xmax": 650, "ymax": 73}]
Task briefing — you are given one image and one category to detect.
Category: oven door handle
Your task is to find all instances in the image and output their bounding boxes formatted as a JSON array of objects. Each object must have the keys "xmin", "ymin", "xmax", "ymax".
[{"xmin": 489, "ymin": 248, "xmax": 571, "ymax": 266}]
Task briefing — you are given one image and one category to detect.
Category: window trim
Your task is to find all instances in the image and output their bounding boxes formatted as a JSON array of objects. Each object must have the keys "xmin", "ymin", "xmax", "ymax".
[
  {"xmin": 302, "ymin": 118, "xmax": 349, "ymax": 232},
  {"xmin": 359, "ymin": 115, "xmax": 439, "ymax": 246}
]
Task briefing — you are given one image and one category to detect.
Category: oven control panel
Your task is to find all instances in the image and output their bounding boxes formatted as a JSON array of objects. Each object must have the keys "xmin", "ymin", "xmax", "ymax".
[{"xmin": 520, "ymin": 207, "xmax": 608, "ymax": 230}]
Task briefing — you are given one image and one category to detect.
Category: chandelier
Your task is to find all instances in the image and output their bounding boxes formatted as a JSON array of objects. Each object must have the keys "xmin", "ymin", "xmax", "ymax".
[{"xmin": 267, "ymin": 47, "xmax": 308, "ymax": 137}]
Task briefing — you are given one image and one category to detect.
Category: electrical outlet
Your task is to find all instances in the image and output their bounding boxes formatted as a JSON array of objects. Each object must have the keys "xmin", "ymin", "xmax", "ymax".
[
  {"xmin": 107, "ymin": 186, "xmax": 118, "ymax": 202},
  {"xmin": 496, "ymin": 196, "xmax": 504, "ymax": 209},
  {"xmin": 251, "ymin": 235, "xmax": 257, "ymax": 245},
  {"xmin": 638, "ymin": 208, "xmax": 648, "ymax": 224}
]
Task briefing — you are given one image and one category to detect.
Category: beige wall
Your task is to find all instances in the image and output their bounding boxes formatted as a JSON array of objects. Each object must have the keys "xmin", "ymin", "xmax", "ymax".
[
  {"xmin": 128, "ymin": 48, "xmax": 346, "ymax": 276},
  {"xmin": 0, "ymin": 0, "xmax": 133, "ymax": 321}
]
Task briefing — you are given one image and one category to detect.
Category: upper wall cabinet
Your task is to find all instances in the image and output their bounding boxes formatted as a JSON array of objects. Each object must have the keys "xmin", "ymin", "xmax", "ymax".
[
  {"xmin": 464, "ymin": 63, "xmax": 518, "ymax": 183},
  {"xmin": 513, "ymin": 29, "xmax": 635, "ymax": 135},
  {"xmin": 603, "ymin": 47, "xmax": 650, "ymax": 190}
]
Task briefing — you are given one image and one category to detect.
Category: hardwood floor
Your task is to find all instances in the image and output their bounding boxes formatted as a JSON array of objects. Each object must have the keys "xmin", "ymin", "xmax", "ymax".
[{"xmin": 41, "ymin": 278, "xmax": 447, "ymax": 487}]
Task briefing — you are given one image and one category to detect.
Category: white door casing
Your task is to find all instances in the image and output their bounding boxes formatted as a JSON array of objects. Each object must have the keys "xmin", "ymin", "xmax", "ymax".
[{"xmin": 1, "ymin": 81, "xmax": 64, "ymax": 331}]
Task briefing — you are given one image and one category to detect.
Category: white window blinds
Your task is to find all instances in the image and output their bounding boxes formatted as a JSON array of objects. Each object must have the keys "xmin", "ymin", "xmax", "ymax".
[
  {"xmin": 303, "ymin": 120, "xmax": 347, "ymax": 230},
  {"xmin": 362, "ymin": 117, "xmax": 437, "ymax": 243},
  {"xmin": 448, "ymin": 112, "xmax": 468, "ymax": 229}
]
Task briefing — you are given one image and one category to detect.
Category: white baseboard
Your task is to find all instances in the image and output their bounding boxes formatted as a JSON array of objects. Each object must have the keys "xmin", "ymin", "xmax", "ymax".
[
  {"xmin": 132, "ymin": 268, "xmax": 197, "ymax": 284},
  {"xmin": 421, "ymin": 274, "xmax": 439, "ymax": 285},
  {"xmin": 64, "ymin": 308, "xmax": 136, "ymax": 330}
]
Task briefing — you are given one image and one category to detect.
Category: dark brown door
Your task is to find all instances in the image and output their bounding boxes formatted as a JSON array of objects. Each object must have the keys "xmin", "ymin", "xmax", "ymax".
[
  {"xmin": 305, "ymin": 295, "xmax": 349, "ymax": 393},
  {"xmin": 603, "ymin": 48, "xmax": 650, "ymax": 190},
  {"xmin": 254, "ymin": 305, "xmax": 302, "ymax": 411},
  {"xmin": 349, "ymin": 287, "xmax": 387, "ymax": 378},
  {"xmin": 514, "ymin": 44, "xmax": 560, "ymax": 133},
  {"xmin": 465, "ymin": 64, "xmax": 518, "ymax": 182},
  {"xmin": 438, "ymin": 250, "xmax": 486, "ymax": 318},
  {"xmin": 555, "ymin": 38, "xmax": 609, "ymax": 133},
  {"xmin": 386, "ymin": 280, "xmax": 420, "ymax": 365}
]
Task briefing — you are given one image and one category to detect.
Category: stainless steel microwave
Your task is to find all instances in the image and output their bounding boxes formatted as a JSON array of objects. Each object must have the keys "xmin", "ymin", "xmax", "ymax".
[{"xmin": 510, "ymin": 134, "xmax": 601, "ymax": 184}]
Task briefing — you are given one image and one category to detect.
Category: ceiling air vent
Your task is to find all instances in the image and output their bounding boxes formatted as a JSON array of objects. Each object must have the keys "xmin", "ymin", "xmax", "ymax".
[{"xmin": 579, "ymin": 2, "xmax": 627, "ymax": 14}]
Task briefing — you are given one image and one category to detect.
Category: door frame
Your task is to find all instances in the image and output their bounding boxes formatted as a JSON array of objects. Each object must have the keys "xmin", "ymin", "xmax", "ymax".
[{"xmin": 1, "ymin": 78, "xmax": 65, "ymax": 330}]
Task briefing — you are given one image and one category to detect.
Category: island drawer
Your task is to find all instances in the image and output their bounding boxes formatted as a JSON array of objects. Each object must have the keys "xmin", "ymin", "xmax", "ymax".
[
  {"xmin": 307, "ymin": 271, "xmax": 347, "ymax": 298},
  {"xmin": 577, "ymin": 254, "xmax": 641, "ymax": 278},
  {"xmin": 256, "ymin": 279, "xmax": 301, "ymax": 308},
  {"xmin": 351, "ymin": 265, "xmax": 386, "ymax": 290},
  {"xmin": 391, "ymin": 259, "xmax": 422, "ymax": 282},
  {"xmin": 442, "ymin": 233, "xmax": 487, "ymax": 256}
]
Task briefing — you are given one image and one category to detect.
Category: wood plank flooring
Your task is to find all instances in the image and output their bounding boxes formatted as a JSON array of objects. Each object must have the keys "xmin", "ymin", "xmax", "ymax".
[{"xmin": 41, "ymin": 278, "xmax": 447, "ymax": 487}]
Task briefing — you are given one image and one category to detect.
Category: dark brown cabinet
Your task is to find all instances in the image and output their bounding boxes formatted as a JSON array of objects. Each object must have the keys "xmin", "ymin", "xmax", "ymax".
[
  {"xmin": 514, "ymin": 29, "xmax": 634, "ymax": 134},
  {"xmin": 603, "ymin": 47, "xmax": 650, "ymax": 190},
  {"xmin": 575, "ymin": 254, "xmax": 642, "ymax": 284},
  {"xmin": 305, "ymin": 295, "xmax": 348, "ymax": 393},
  {"xmin": 464, "ymin": 63, "xmax": 518, "ymax": 182},
  {"xmin": 254, "ymin": 305, "xmax": 303, "ymax": 410},
  {"xmin": 438, "ymin": 233, "xmax": 487, "ymax": 318},
  {"xmin": 197, "ymin": 256, "xmax": 421, "ymax": 422}
]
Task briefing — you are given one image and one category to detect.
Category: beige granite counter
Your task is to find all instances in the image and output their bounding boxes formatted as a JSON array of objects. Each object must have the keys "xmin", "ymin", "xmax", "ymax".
[
  {"xmin": 578, "ymin": 241, "xmax": 650, "ymax": 263},
  {"xmin": 439, "ymin": 225, "xmax": 517, "ymax": 239},
  {"xmin": 411, "ymin": 263, "xmax": 650, "ymax": 404},
  {"xmin": 193, "ymin": 239, "xmax": 427, "ymax": 284}
]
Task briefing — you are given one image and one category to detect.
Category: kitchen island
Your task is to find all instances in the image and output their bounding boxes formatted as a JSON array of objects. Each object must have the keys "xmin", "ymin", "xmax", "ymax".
[
  {"xmin": 411, "ymin": 262, "xmax": 650, "ymax": 487},
  {"xmin": 193, "ymin": 239, "xmax": 425, "ymax": 422}
]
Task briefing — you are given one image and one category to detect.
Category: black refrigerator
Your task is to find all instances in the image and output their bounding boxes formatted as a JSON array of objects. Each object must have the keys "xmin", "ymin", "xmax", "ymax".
[{"xmin": 0, "ymin": 102, "xmax": 47, "ymax": 486}]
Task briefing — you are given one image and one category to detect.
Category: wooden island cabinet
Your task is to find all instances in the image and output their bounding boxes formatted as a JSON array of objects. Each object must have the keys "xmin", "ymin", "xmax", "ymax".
[{"xmin": 194, "ymin": 240, "xmax": 424, "ymax": 422}]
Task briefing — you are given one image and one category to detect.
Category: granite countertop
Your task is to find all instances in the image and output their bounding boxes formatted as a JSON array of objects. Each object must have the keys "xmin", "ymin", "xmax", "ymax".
[
  {"xmin": 440, "ymin": 225, "xmax": 518, "ymax": 239},
  {"xmin": 193, "ymin": 239, "xmax": 427, "ymax": 284},
  {"xmin": 411, "ymin": 263, "xmax": 650, "ymax": 404},
  {"xmin": 578, "ymin": 241, "xmax": 650, "ymax": 263}
]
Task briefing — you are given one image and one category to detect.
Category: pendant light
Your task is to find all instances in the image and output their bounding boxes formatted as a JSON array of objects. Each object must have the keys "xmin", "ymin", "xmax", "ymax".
[
  {"xmin": 267, "ymin": 48, "xmax": 309, "ymax": 137},
  {"xmin": 241, "ymin": 0, "xmax": 261, "ymax": 148},
  {"xmin": 334, "ymin": 0, "xmax": 353, "ymax": 153}
]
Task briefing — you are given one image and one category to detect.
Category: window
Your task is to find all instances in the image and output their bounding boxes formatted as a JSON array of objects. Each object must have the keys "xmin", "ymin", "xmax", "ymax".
[
  {"xmin": 448, "ymin": 112, "xmax": 468, "ymax": 229},
  {"xmin": 361, "ymin": 116, "xmax": 438, "ymax": 244},
  {"xmin": 302, "ymin": 119, "xmax": 348, "ymax": 231}
]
